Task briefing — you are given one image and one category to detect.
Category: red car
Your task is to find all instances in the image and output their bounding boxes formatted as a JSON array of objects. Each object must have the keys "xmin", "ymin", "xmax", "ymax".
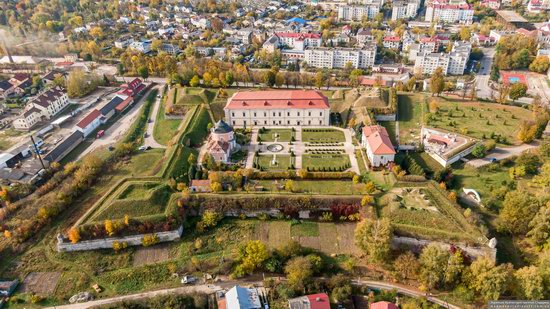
[{"xmin": 96, "ymin": 130, "xmax": 105, "ymax": 138}]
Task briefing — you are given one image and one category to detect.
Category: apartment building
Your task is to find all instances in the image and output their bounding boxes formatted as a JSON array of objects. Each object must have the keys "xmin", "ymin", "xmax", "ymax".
[
  {"xmin": 13, "ymin": 87, "xmax": 69, "ymax": 130},
  {"xmin": 425, "ymin": 0, "xmax": 474, "ymax": 24},
  {"xmin": 413, "ymin": 41, "xmax": 471, "ymax": 75},
  {"xmin": 391, "ymin": 0, "xmax": 420, "ymax": 20},
  {"xmin": 304, "ymin": 46, "xmax": 376, "ymax": 69},
  {"xmin": 337, "ymin": 5, "xmax": 380, "ymax": 21}
]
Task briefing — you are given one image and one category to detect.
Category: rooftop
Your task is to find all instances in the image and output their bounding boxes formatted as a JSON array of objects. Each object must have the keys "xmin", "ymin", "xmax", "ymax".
[{"xmin": 225, "ymin": 90, "xmax": 330, "ymax": 110}]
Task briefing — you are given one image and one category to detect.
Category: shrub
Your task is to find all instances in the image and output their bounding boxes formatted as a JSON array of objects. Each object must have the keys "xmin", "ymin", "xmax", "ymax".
[{"xmin": 142, "ymin": 234, "xmax": 160, "ymax": 247}]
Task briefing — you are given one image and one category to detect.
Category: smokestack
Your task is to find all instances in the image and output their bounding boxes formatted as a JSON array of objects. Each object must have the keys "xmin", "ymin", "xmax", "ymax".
[{"xmin": 1, "ymin": 38, "xmax": 14, "ymax": 64}]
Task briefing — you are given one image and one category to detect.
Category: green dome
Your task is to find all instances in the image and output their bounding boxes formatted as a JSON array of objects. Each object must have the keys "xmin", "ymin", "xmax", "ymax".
[{"xmin": 213, "ymin": 120, "xmax": 233, "ymax": 134}]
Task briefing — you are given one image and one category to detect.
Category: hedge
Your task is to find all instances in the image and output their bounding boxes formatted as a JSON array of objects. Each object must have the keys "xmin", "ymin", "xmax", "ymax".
[{"xmin": 251, "ymin": 171, "xmax": 356, "ymax": 180}]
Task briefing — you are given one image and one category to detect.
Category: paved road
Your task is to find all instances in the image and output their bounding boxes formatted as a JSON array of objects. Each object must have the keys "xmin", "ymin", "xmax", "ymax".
[
  {"xmin": 143, "ymin": 89, "xmax": 166, "ymax": 149},
  {"xmin": 475, "ymin": 47, "xmax": 496, "ymax": 100},
  {"xmin": 467, "ymin": 141, "xmax": 539, "ymax": 168},
  {"xmin": 46, "ymin": 278, "xmax": 460, "ymax": 309},
  {"xmin": 77, "ymin": 86, "xmax": 158, "ymax": 160},
  {"xmin": 354, "ymin": 280, "xmax": 461, "ymax": 309}
]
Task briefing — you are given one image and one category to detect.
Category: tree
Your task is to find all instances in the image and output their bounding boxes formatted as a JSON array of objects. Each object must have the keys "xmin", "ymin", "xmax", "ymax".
[
  {"xmin": 498, "ymin": 191, "xmax": 539, "ymax": 235},
  {"xmin": 361, "ymin": 195, "xmax": 373, "ymax": 206},
  {"xmin": 235, "ymin": 240, "xmax": 269, "ymax": 276},
  {"xmin": 68, "ymin": 227, "xmax": 80, "ymax": 243},
  {"xmin": 138, "ymin": 66, "xmax": 149, "ymax": 81},
  {"xmin": 201, "ymin": 210, "xmax": 221, "ymax": 228},
  {"xmin": 490, "ymin": 65, "xmax": 500, "ymax": 82},
  {"xmin": 509, "ymin": 83, "xmax": 527, "ymax": 101},
  {"xmin": 511, "ymin": 48, "xmax": 531, "ymax": 69},
  {"xmin": 517, "ymin": 121, "xmax": 538, "ymax": 143},
  {"xmin": 284, "ymin": 179, "xmax": 295, "ymax": 192},
  {"xmin": 514, "ymin": 266, "xmax": 545, "ymax": 300},
  {"xmin": 419, "ymin": 244, "xmax": 449, "ymax": 290},
  {"xmin": 190, "ymin": 75, "xmax": 200, "ymax": 87},
  {"xmin": 315, "ymin": 70, "xmax": 326, "ymax": 89},
  {"xmin": 459, "ymin": 27, "xmax": 471, "ymax": 41},
  {"xmin": 526, "ymin": 202, "xmax": 550, "ymax": 249},
  {"xmin": 332, "ymin": 285, "xmax": 352, "ymax": 303},
  {"xmin": 104, "ymin": 220, "xmax": 115, "ymax": 236},
  {"xmin": 354, "ymin": 217, "xmax": 392, "ymax": 263},
  {"xmin": 444, "ymin": 251, "xmax": 465, "ymax": 287},
  {"xmin": 471, "ymin": 144, "xmax": 487, "ymax": 158},
  {"xmin": 465, "ymin": 257, "xmax": 512, "ymax": 301},
  {"xmin": 210, "ymin": 182, "xmax": 222, "ymax": 192},
  {"xmin": 285, "ymin": 256, "xmax": 314, "ymax": 292},
  {"xmin": 531, "ymin": 163, "xmax": 550, "ymax": 189},
  {"xmin": 393, "ymin": 251, "xmax": 420, "ymax": 280},
  {"xmin": 529, "ymin": 56, "xmax": 550, "ymax": 73},
  {"xmin": 264, "ymin": 70, "xmax": 276, "ymax": 87},
  {"xmin": 430, "ymin": 67, "xmax": 445, "ymax": 96}
]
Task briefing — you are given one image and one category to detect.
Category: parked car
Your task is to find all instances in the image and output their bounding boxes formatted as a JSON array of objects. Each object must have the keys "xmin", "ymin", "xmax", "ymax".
[
  {"xmin": 138, "ymin": 145, "xmax": 150, "ymax": 151},
  {"xmin": 488, "ymin": 157, "xmax": 497, "ymax": 163},
  {"xmin": 96, "ymin": 130, "xmax": 105, "ymax": 138},
  {"xmin": 181, "ymin": 276, "xmax": 196, "ymax": 284}
]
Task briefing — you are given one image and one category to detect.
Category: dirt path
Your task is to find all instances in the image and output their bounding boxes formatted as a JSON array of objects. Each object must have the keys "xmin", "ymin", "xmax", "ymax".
[{"xmin": 144, "ymin": 88, "xmax": 166, "ymax": 149}]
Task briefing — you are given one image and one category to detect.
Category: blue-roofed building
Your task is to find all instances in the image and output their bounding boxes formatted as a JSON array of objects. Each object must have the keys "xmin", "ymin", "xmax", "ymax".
[
  {"xmin": 286, "ymin": 17, "xmax": 308, "ymax": 25},
  {"xmin": 218, "ymin": 285, "xmax": 263, "ymax": 309}
]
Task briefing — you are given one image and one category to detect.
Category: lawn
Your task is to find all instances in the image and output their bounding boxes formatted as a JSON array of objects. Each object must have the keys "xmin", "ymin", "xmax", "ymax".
[
  {"xmin": 120, "ymin": 148, "xmax": 165, "ymax": 176},
  {"xmin": 154, "ymin": 96, "xmax": 182, "ymax": 145},
  {"xmin": 258, "ymin": 128, "xmax": 293, "ymax": 142},
  {"xmin": 255, "ymin": 179, "xmax": 370, "ymax": 195},
  {"xmin": 406, "ymin": 152, "xmax": 443, "ymax": 174},
  {"xmin": 291, "ymin": 221, "xmax": 320, "ymax": 237},
  {"xmin": 427, "ymin": 99, "xmax": 533, "ymax": 145},
  {"xmin": 355, "ymin": 150, "xmax": 368, "ymax": 175},
  {"xmin": 256, "ymin": 154, "xmax": 292, "ymax": 171},
  {"xmin": 380, "ymin": 121, "xmax": 398, "ymax": 145},
  {"xmin": 302, "ymin": 154, "xmax": 350, "ymax": 171},
  {"xmin": 397, "ymin": 93, "xmax": 425, "ymax": 145},
  {"xmin": 451, "ymin": 162, "xmax": 510, "ymax": 204},
  {"xmin": 302, "ymin": 128, "xmax": 346, "ymax": 143}
]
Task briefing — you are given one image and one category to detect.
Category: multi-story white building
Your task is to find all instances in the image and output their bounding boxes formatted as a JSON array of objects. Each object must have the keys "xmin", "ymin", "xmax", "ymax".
[
  {"xmin": 338, "ymin": 5, "xmax": 380, "ymax": 21},
  {"xmin": 224, "ymin": 90, "xmax": 331, "ymax": 127},
  {"xmin": 425, "ymin": 0, "xmax": 474, "ymax": 24},
  {"xmin": 13, "ymin": 87, "xmax": 69, "ymax": 130},
  {"xmin": 304, "ymin": 46, "xmax": 376, "ymax": 69},
  {"xmin": 383, "ymin": 36, "xmax": 401, "ymax": 50},
  {"xmin": 391, "ymin": 0, "xmax": 420, "ymax": 20},
  {"xmin": 129, "ymin": 39, "xmax": 152, "ymax": 54},
  {"xmin": 267, "ymin": 32, "xmax": 323, "ymax": 51},
  {"xmin": 413, "ymin": 41, "xmax": 471, "ymax": 75}
]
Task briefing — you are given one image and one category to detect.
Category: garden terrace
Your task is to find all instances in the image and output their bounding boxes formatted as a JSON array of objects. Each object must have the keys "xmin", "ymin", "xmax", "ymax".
[
  {"xmin": 302, "ymin": 154, "xmax": 351, "ymax": 172},
  {"xmin": 426, "ymin": 99, "xmax": 533, "ymax": 145},
  {"xmin": 257, "ymin": 128, "xmax": 293, "ymax": 142},
  {"xmin": 397, "ymin": 93, "xmax": 425, "ymax": 145},
  {"xmin": 380, "ymin": 182, "xmax": 486, "ymax": 245},
  {"xmin": 252, "ymin": 179, "xmax": 374, "ymax": 195},
  {"xmin": 254, "ymin": 154, "xmax": 294, "ymax": 171},
  {"xmin": 301, "ymin": 128, "xmax": 346, "ymax": 143}
]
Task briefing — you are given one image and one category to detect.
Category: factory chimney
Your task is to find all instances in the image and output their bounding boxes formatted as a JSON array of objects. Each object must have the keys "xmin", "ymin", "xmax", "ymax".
[{"xmin": 1, "ymin": 38, "xmax": 14, "ymax": 64}]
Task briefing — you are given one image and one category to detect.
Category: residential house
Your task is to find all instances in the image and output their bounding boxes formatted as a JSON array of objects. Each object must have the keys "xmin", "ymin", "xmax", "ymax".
[
  {"xmin": 383, "ymin": 36, "xmax": 401, "ymax": 50},
  {"xmin": 361, "ymin": 125, "xmax": 396, "ymax": 167},
  {"xmin": 288, "ymin": 293, "xmax": 330, "ymax": 309},
  {"xmin": 76, "ymin": 109, "xmax": 102, "ymax": 137},
  {"xmin": 189, "ymin": 179, "xmax": 212, "ymax": 192},
  {"xmin": 13, "ymin": 87, "xmax": 69, "ymax": 130},
  {"xmin": 371, "ymin": 301, "xmax": 399, "ymax": 309},
  {"xmin": 217, "ymin": 285, "xmax": 262, "ymax": 309}
]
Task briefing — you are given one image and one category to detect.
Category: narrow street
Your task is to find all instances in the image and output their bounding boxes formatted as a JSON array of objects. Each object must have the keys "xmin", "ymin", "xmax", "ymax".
[{"xmin": 143, "ymin": 89, "xmax": 166, "ymax": 149}]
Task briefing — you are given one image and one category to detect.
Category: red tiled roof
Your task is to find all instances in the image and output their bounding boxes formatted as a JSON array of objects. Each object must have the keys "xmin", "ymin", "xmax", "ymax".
[
  {"xmin": 363, "ymin": 125, "xmax": 396, "ymax": 155},
  {"xmin": 225, "ymin": 90, "xmax": 330, "ymax": 110},
  {"xmin": 190, "ymin": 179, "xmax": 211, "ymax": 187},
  {"xmin": 55, "ymin": 61, "xmax": 74, "ymax": 67},
  {"xmin": 306, "ymin": 294, "xmax": 330, "ymax": 309},
  {"xmin": 76, "ymin": 109, "xmax": 101, "ymax": 129},
  {"xmin": 370, "ymin": 301, "xmax": 399, "ymax": 309},
  {"xmin": 384, "ymin": 36, "xmax": 400, "ymax": 42},
  {"xmin": 115, "ymin": 97, "xmax": 134, "ymax": 112}
]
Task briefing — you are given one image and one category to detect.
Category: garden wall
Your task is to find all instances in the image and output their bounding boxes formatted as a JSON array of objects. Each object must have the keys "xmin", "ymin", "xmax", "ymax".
[
  {"xmin": 56, "ymin": 226, "xmax": 183, "ymax": 252},
  {"xmin": 392, "ymin": 236, "xmax": 496, "ymax": 262},
  {"xmin": 374, "ymin": 114, "xmax": 397, "ymax": 121}
]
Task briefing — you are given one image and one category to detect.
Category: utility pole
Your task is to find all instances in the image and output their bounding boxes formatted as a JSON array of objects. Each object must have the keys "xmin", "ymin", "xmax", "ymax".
[{"xmin": 30, "ymin": 135, "xmax": 46, "ymax": 170}]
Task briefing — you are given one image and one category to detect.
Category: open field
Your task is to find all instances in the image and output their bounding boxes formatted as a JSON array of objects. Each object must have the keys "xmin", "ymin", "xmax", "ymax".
[
  {"xmin": 154, "ymin": 96, "xmax": 182, "ymax": 145},
  {"xmin": 302, "ymin": 154, "xmax": 350, "ymax": 171},
  {"xmin": 397, "ymin": 93, "xmax": 425, "ymax": 145},
  {"xmin": 451, "ymin": 162, "xmax": 510, "ymax": 203},
  {"xmin": 302, "ymin": 128, "xmax": 346, "ymax": 143},
  {"xmin": 258, "ymin": 129, "xmax": 293, "ymax": 142},
  {"xmin": 256, "ymin": 154, "xmax": 292, "ymax": 171},
  {"xmin": 428, "ymin": 99, "xmax": 533, "ymax": 145}
]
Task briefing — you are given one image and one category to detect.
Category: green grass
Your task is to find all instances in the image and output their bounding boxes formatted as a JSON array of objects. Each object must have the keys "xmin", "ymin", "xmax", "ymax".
[
  {"xmin": 154, "ymin": 96, "xmax": 182, "ymax": 145},
  {"xmin": 302, "ymin": 128, "xmax": 346, "ymax": 143},
  {"xmin": 183, "ymin": 107, "xmax": 212, "ymax": 147},
  {"xmin": 258, "ymin": 129, "xmax": 293, "ymax": 142},
  {"xmin": 121, "ymin": 148, "xmax": 165, "ymax": 176},
  {"xmin": 257, "ymin": 155, "xmax": 292, "ymax": 171},
  {"xmin": 255, "ymin": 179, "xmax": 370, "ymax": 195},
  {"xmin": 406, "ymin": 152, "xmax": 443, "ymax": 174},
  {"xmin": 291, "ymin": 222, "xmax": 319, "ymax": 237},
  {"xmin": 302, "ymin": 154, "xmax": 350, "ymax": 171},
  {"xmin": 397, "ymin": 93, "xmax": 425, "ymax": 145},
  {"xmin": 451, "ymin": 162, "xmax": 510, "ymax": 203},
  {"xmin": 379, "ymin": 121, "xmax": 398, "ymax": 145},
  {"xmin": 355, "ymin": 150, "xmax": 368, "ymax": 175},
  {"xmin": 427, "ymin": 100, "xmax": 533, "ymax": 145}
]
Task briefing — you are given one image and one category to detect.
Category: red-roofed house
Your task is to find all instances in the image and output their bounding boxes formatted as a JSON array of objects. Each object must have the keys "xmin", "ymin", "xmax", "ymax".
[
  {"xmin": 118, "ymin": 78, "xmax": 145, "ymax": 97},
  {"xmin": 361, "ymin": 125, "xmax": 396, "ymax": 167},
  {"xmin": 383, "ymin": 36, "xmax": 401, "ymax": 49},
  {"xmin": 224, "ymin": 90, "xmax": 330, "ymax": 127},
  {"xmin": 190, "ymin": 180, "xmax": 211, "ymax": 192},
  {"xmin": 370, "ymin": 301, "xmax": 399, "ymax": 309},
  {"xmin": 76, "ymin": 109, "xmax": 102, "ymax": 137},
  {"xmin": 288, "ymin": 293, "xmax": 330, "ymax": 309}
]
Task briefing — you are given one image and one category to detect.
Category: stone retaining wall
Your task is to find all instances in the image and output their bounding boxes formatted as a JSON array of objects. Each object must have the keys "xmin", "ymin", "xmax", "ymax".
[
  {"xmin": 392, "ymin": 236, "xmax": 496, "ymax": 261},
  {"xmin": 57, "ymin": 226, "xmax": 183, "ymax": 252}
]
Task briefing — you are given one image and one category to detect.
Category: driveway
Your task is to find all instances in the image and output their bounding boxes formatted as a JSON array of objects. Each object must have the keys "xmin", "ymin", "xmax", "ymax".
[
  {"xmin": 467, "ymin": 141, "xmax": 539, "ymax": 168},
  {"xmin": 143, "ymin": 90, "xmax": 166, "ymax": 149},
  {"xmin": 475, "ymin": 47, "xmax": 496, "ymax": 100}
]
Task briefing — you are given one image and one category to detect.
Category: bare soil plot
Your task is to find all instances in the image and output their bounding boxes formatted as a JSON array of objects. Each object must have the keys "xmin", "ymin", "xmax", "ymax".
[
  {"xmin": 267, "ymin": 221, "xmax": 291, "ymax": 248},
  {"xmin": 133, "ymin": 245, "xmax": 172, "ymax": 267},
  {"xmin": 335, "ymin": 224, "xmax": 360, "ymax": 255},
  {"xmin": 318, "ymin": 223, "xmax": 340, "ymax": 254},
  {"xmin": 21, "ymin": 272, "xmax": 61, "ymax": 295}
]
